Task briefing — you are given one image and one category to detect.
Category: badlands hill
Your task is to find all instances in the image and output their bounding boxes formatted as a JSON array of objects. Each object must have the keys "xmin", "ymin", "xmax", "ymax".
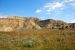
[{"xmin": 0, "ymin": 16, "xmax": 74, "ymax": 31}]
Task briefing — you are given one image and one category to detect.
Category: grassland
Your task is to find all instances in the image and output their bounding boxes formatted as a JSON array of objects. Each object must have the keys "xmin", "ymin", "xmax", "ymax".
[{"xmin": 0, "ymin": 30, "xmax": 75, "ymax": 50}]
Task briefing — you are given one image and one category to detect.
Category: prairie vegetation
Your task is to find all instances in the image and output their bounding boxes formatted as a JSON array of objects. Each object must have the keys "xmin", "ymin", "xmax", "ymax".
[{"xmin": 0, "ymin": 30, "xmax": 75, "ymax": 50}]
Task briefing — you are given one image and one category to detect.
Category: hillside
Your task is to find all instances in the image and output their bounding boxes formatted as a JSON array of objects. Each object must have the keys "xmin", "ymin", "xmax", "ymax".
[
  {"xmin": 0, "ymin": 16, "xmax": 75, "ymax": 50},
  {"xmin": 0, "ymin": 16, "xmax": 74, "ymax": 31}
]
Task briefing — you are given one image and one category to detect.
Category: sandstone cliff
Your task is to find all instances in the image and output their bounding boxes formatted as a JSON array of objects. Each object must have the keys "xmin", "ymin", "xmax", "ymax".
[{"xmin": 0, "ymin": 16, "xmax": 74, "ymax": 31}]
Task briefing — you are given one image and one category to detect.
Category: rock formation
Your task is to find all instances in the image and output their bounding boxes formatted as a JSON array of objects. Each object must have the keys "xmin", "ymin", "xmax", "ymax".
[{"xmin": 0, "ymin": 16, "xmax": 74, "ymax": 31}]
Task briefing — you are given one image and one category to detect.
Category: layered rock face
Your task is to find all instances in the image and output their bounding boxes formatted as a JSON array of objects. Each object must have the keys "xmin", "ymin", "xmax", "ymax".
[
  {"xmin": 0, "ymin": 16, "xmax": 74, "ymax": 31},
  {"xmin": 68, "ymin": 23, "xmax": 75, "ymax": 29},
  {"xmin": 38, "ymin": 19, "xmax": 67, "ymax": 29},
  {"xmin": 0, "ymin": 16, "xmax": 41, "ymax": 31}
]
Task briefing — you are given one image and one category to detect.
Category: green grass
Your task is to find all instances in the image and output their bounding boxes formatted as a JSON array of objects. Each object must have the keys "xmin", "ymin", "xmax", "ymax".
[{"xmin": 0, "ymin": 30, "xmax": 75, "ymax": 50}]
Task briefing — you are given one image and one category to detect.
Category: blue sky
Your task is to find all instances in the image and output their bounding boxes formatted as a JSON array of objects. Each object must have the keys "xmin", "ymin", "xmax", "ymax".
[{"xmin": 0, "ymin": 0, "xmax": 75, "ymax": 23}]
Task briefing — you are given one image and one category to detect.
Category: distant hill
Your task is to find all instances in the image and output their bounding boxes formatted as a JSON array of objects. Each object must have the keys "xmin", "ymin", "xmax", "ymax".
[
  {"xmin": 37, "ymin": 19, "xmax": 66, "ymax": 29},
  {"xmin": 0, "ymin": 16, "xmax": 74, "ymax": 31}
]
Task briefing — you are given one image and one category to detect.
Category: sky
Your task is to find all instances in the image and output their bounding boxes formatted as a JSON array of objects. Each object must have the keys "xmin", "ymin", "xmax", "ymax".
[{"xmin": 0, "ymin": 0, "xmax": 75, "ymax": 23}]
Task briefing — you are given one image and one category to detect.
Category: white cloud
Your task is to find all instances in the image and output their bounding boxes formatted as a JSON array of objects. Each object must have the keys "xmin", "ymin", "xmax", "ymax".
[
  {"xmin": 62, "ymin": 0, "xmax": 75, "ymax": 8},
  {"xmin": 44, "ymin": 2, "xmax": 64, "ymax": 12},
  {"xmin": 70, "ymin": 2, "xmax": 75, "ymax": 8},
  {"xmin": 36, "ymin": 0, "xmax": 75, "ymax": 14},
  {"xmin": 0, "ymin": 13, "xmax": 8, "ymax": 18},
  {"xmin": 67, "ymin": 20, "xmax": 75, "ymax": 23},
  {"xmin": 63, "ymin": 0, "xmax": 74, "ymax": 3},
  {"xmin": 36, "ymin": 9, "xmax": 42, "ymax": 13},
  {"xmin": 36, "ymin": 1, "xmax": 64, "ymax": 14},
  {"xmin": 0, "ymin": 16, "xmax": 7, "ymax": 18}
]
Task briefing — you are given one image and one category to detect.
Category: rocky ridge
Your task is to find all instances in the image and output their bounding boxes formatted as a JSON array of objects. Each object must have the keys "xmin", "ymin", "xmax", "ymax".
[{"xmin": 0, "ymin": 16, "xmax": 74, "ymax": 31}]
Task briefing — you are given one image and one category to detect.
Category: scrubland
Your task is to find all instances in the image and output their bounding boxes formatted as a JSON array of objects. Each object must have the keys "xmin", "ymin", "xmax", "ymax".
[{"xmin": 0, "ymin": 30, "xmax": 75, "ymax": 50}]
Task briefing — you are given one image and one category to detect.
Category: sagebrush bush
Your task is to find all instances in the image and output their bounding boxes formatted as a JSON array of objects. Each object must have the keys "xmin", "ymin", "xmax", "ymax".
[{"xmin": 0, "ymin": 30, "xmax": 75, "ymax": 50}]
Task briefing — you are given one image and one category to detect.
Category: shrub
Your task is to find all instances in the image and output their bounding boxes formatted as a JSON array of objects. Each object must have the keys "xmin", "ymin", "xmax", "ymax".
[
  {"xmin": 14, "ymin": 38, "xmax": 39, "ymax": 48},
  {"xmin": 22, "ymin": 40, "xmax": 39, "ymax": 48}
]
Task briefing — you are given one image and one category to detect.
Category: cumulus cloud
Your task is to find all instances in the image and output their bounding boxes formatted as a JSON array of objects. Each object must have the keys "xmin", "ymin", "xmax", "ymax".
[
  {"xmin": 63, "ymin": 0, "xmax": 74, "ymax": 3},
  {"xmin": 36, "ymin": 0, "xmax": 75, "ymax": 14},
  {"xmin": 36, "ymin": 9, "xmax": 42, "ymax": 13},
  {"xmin": 44, "ymin": 2, "xmax": 64, "ymax": 12},
  {"xmin": 70, "ymin": 2, "xmax": 75, "ymax": 8},
  {"xmin": 36, "ymin": 1, "xmax": 64, "ymax": 14}
]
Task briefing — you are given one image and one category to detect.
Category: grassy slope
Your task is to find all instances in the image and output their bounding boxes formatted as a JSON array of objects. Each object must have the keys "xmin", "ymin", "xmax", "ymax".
[{"xmin": 0, "ymin": 30, "xmax": 75, "ymax": 50}]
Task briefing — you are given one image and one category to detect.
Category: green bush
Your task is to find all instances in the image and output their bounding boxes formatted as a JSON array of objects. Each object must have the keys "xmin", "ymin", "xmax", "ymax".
[
  {"xmin": 22, "ymin": 40, "xmax": 39, "ymax": 48},
  {"xmin": 14, "ymin": 38, "xmax": 39, "ymax": 48}
]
